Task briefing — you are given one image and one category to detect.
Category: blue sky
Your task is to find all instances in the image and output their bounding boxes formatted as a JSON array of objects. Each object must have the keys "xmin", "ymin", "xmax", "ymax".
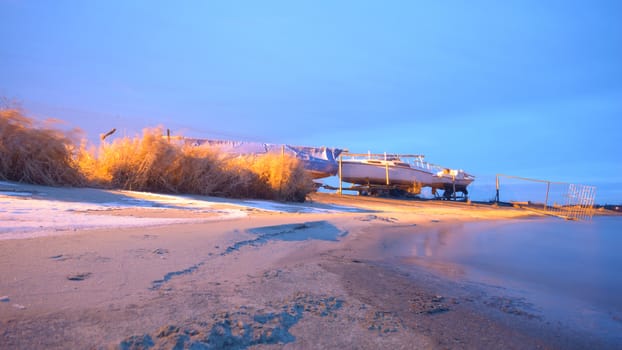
[{"xmin": 1, "ymin": 1, "xmax": 621, "ymax": 201}]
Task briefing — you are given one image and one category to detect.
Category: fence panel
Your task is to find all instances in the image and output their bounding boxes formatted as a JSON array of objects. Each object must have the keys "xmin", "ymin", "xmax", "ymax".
[{"xmin": 496, "ymin": 174, "xmax": 596, "ymax": 221}]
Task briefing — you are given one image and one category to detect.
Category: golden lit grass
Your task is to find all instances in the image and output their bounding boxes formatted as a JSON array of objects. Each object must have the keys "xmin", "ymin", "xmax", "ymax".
[
  {"xmin": 243, "ymin": 153, "xmax": 314, "ymax": 202},
  {"xmin": 88, "ymin": 127, "xmax": 313, "ymax": 201},
  {"xmin": 0, "ymin": 109, "xmax": 85, "ymax": 186},
  {"xmin": 85, "ymin": 128, "xmax": 315, "ymax": 201},
  {"xmin": 1, "ymin": 108, "xmax": 314, "ymax": 201}
]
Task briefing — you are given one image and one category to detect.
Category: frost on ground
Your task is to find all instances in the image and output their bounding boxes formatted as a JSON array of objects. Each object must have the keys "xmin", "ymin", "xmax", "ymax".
[{"xmin": 0, "ymin": 181, "xmax": 362, "ymax": 240}]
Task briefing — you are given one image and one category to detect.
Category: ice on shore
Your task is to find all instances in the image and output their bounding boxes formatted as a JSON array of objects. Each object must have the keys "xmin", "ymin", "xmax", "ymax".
[
  {"xmin": 0, "ymin": 181, "xmax": 360, "ymax": 240},
  {"xmin": 0, "ymin": 194, "xmax": 243, "ymax": 240}
]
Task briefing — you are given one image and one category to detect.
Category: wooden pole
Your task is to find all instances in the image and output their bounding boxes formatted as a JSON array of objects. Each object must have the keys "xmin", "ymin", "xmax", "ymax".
[
  {"xmin": 338, "ymin": 154, "xmax": 343, "ymax": 195},
  {"xmin": 495, "ymin": 174, "xmax": 500, "ymax": 203},
  {"xmin": 544, "ymin": 181, "xmax": 550, "ymax": 212},
  {"xmin": 384, "ymin": 152, "xmax": 390, "ymax": 185},
  {"xmin": 100, "ymin": 128, "xmax": 116, "ymax": 141}
]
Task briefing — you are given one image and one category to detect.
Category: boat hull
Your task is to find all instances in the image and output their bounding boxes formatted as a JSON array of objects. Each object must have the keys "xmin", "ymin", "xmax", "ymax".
[
  {"xmin": 341, "ymin": 161, "xmax": 436, "ymax": 187},
  {"xmin": 340, "ymin": 161, "xmax": 474, "ymax": 190}
]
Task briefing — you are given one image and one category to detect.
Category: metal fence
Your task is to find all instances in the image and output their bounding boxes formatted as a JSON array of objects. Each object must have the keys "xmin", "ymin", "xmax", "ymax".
[{"xmin": 495, "ymin": 174, "xmax": 597, "ymax": 221}]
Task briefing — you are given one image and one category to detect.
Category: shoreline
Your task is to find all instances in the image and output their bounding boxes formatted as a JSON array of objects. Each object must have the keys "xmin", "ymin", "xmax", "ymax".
[{"xmin": 1, "ymin": 187, "xmax": 620, "ymax": 349}]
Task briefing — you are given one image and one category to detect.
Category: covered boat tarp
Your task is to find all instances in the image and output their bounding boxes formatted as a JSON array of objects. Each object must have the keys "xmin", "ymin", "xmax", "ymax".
[{"xmin": 185, "ymin": 139, "xmax": 344, "ymax": 179}]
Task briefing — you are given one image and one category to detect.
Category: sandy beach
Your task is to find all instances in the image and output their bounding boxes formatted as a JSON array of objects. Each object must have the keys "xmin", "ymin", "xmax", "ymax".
[{"xmin": 1, "ymin": 183, "xmax": 619, "ymax": 349}]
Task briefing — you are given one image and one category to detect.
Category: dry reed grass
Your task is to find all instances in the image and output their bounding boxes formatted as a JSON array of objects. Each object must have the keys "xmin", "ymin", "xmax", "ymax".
[
  {"xmin": 0, "ymin": 109, "xmax": 85, "ymax": 186},
  {"xmin": 1, "ymin": 108, "xmax": 314, "ymax": 201},
  {"xmin": 87, "ymin": 127, "xmax": 313, "ymax": 201}
]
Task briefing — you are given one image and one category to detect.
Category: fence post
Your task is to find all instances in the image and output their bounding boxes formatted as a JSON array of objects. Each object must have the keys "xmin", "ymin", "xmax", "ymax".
[
  {"xmin": 544, "ymin": 181, "xmax": 550, "ymax": 212},
  {"xmin": 338, "ymin": 154, "xmax": 343, "ymax": 195},
  {"xmin": 495, "ymin": 175, "xmax": 500, "ymax": 203},
  {"xmin": 384, "ymin": 152, "xmax": 390, "ymax": 185}
]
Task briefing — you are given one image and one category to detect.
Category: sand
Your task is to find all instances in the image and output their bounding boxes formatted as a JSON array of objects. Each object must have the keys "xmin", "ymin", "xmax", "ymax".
[{"xmin": 0, "ymin": 189, "xmax": 615, "ymax": 349}]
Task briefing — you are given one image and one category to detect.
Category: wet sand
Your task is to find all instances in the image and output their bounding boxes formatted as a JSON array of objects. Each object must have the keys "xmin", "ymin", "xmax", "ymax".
[{"xmin": 0, "ymin": 192, "xmax": 618, "ymax": 349}]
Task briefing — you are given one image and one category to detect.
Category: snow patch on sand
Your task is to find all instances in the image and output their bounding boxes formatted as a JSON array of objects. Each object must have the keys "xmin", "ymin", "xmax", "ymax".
[
  {"xmin": 0, "ymin": 182, "xmax": 361, "ymax": 240},
  {"xmin": 0, "ymin": 196, "xmax": 246, "ymax": 240}
]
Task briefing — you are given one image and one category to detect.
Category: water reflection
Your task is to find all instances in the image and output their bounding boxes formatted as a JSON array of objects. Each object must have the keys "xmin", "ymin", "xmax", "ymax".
[
  {"xmin": 411, "ymin": 225, "xmax": 454, "ymax": 258},
  {"xmin": 400, "ymin": 217, "xmax": 622, "ymax": 342}
]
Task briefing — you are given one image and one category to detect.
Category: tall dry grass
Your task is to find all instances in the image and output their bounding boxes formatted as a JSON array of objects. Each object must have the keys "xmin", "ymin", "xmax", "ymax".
[
  {"xmin": 0, "ymin": 108, "xmax": 85, "ymax": 186},
  {"xmin": 85, "ymin": 127, "xmax": 313, "ymax": 201},
  {"xmin": 238, "ymin": 153, "xmax": 314, "ymax": 202},
  {"xmin": 1, "ymin": 108, "xmax": 314, "ymax": 201}
]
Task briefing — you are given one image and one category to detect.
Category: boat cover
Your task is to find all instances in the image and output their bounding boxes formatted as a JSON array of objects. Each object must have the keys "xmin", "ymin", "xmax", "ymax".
[{"xmin": 184, "ymin": 139, "xmax": 344, "ymax": 178}]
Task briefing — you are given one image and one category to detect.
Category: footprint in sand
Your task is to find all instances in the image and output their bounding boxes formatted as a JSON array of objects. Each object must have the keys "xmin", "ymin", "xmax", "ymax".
[
  {"xmin": 152, "ymin": 248, "xmax": 169, "ymax": 255},
  {"xmin": 49, "ymin": 254, "xmax": 67, "ymax": 261},
  {"xmin": 359, "ymin": 215, "xmax": 398, "ymax": 223},
  {"xmin": 50, "ymin": 252, "xmax": 110, "ymax": 263},
  {"xmin": 67, "ymin": 272, "xmax": 92, "ymax": 281},
  {"xmin": 129, "ymin": 248, "xmax": 169, "ymax": 259}
]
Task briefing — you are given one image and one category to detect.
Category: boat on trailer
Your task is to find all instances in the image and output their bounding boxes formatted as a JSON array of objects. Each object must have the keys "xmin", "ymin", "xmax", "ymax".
[
  {"xmin": 181, "ymin": 137, "xmax": 474, "ymax": 199},
  {"xmin": 339, "ymin": 153, "xmax": 474, "ymax": 199}
]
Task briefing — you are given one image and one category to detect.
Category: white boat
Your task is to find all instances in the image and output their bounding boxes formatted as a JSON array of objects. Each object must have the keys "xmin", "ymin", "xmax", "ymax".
[{"xmin": 339, "ymin": 154, "xmax": 474, "ymax": 198}]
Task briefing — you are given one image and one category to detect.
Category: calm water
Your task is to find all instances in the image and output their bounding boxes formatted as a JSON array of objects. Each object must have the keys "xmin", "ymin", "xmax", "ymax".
[{"xmin": 404, "ymin": 216, "xmax": 622, "ymax": 341}]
